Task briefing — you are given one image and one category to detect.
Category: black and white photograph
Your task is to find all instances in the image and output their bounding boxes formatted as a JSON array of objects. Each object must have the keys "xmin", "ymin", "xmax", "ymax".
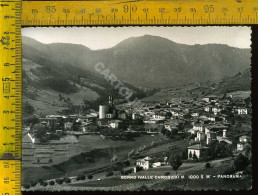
[{"xmin": 21, "ymin": 26, "xmax": 252, "ymax": 191}]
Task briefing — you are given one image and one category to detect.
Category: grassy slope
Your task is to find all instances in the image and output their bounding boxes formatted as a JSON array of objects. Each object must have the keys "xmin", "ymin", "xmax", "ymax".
[
  {"xmin": 25, "ymin": 158, "xmax": 251, "ymax": 191},
  {"xmin": 22, "ymin": 134, "xmax": 174, "ymax": 184},
  {"xmin": 142, "ymin": 69, "xmax": 251, "ymax": 102}
]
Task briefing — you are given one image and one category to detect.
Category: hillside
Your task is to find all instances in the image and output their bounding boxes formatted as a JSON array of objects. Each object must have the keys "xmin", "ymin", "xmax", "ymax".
[
  {"xmin": 142, "ymin": 69, "xmax": 251, "ymax": 102},
  {"xmin": 23, "ymin": 35, "xmax": 251, "ymax": 89},
  {"xmin": 22, "ymin": 35, "xmax": 251, "ymax": 115},
  {"xmin": 22, "ymin": 39, "xmax": 146, "ymax": 116}
]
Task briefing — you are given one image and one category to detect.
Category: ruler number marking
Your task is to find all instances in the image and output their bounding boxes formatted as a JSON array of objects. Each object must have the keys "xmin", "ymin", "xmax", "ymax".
[{"xmin": 46, "ymin": 6, "xmax": 56, "ymax": 13}]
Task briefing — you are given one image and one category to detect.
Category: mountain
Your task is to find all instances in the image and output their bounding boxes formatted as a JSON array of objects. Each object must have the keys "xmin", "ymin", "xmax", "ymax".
[
  {"xmin": 100, "ymin": 35, "xmax": 251, "ymax": 88},
  {"xmin": 23, "ymin": 35, "xmax": 251, "ymax": 89},
  {"xmin": 141, "ymin": 69, "xmax": 251, "ymax": 102},
  {"xmin": 22, "ymin": 37, "xmax": 146, "ymax": 117},
  {"xmin": 22, "ymin": 35, "xmax": 251, "ymax": 115}
]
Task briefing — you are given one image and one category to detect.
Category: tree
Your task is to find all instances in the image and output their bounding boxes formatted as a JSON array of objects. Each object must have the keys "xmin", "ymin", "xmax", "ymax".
[
  {"xmin": 33, "ymin": 123, "xmax": 47, "ymax": 141},
  {"xmin": 151, "ymin": 141, "xmax": 156, "ymax": 147},
  {"xmin": 165, "ymin": 130, "xmax": 172, "ymax": 138},
  {"xmin": 233, "ymin": 153, "xmax": 250, "ymax": 171},
  {"xmin": 161, "ymin": 127, "xmax": 166, "ymax": 135},
  {"xmin": 23, "ymin": 101, "xmax": 35, "ymax": 115},
  {"xmin": 171, "ymin": 128, "xmax": 178, "ymax": 136},
  {"xmin": 56, "ymin": 178, "xmax": 64, "ymax": 184},
  {"xmin": 24, "ymin": 184, "xmax": 30, "ymax": 189},
  {"xmin": 165, "ymin": 112, "xmax": 172, "ymax": 119},
  {"xmin": 29, "ymin": 181, "xmax": 37, "ymax": 187},
  {"xmin": 58, "ymin": 94, "xmax": 63, "ymax": 101},
  {"xmin": 169, "ymin": 155, "xmax": 183, "ymax": 174},
  {"xmin": 76, "ymin": 174, "xmax": 85, "ymax": 181},
  {"xmin": 38, "ymin": 178, "xmax": 44, "ymax": 185},
  {"xmin": 205, "ymin": 162, "xmax": 212, "ymax": 169},
  {"xmin": 164, "ymin": 172, "xmax": 170, "ymax": 176},
  {"xmin": 42, "ymin": 181, "xmax": 48, "ymax": 186},
  {"xmin": 189, "ymin": 151, "xmax": 192, "ymax": 159},
  {"xmin": 124, "ymin": 160, "xmax": 130, "ymax": 166},
  {"xmin": 106, "ymin": 171, "xmax": 114, "ymax": 177},
  {"xmin": 192, "ymin": 151, "xmax": 198, "ymax": 162},
  {"xmin": 63, "ymin": 177, "xmax": 71, "ymax": 183},
  {"xmin": 181, "ymin": 149, "xmax": 188, "ymax": 160},
  {"xmin": 87, "ymin": 175, "xmax": 93, "ymax": 180}
]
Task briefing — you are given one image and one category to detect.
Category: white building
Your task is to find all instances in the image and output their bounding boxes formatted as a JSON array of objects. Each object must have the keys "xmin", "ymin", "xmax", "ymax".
[
  {"xmin": 153, "ymin": 114, "xmax": 166, "ymax": 120},
  {"xmin": 109, "ymin": 120, "xmax": 123, "ymax": 129},
  {"xmin": 237, "ymin": 108, "xmax": 248, "ymax": 115},
  {"xmin": 204, "ymin": 106, "xmax": 211, "ymax": 112},
  {"xmin": 188, "ymin": 144, "xmax": 209, "ymax": 159},
  {"xmin": 136, "ymin": 156, "xmax": 152, "ymax": 170},
  {"xmin": 195, "ymin": 131, "xmax": 205, "ymax": 142},
  {"xmin": 191, "ymin": 113, "xmax": 199, "ymax": 117},
  {"xmin": 99, "ymin": 105, "xmax": 108, "ymax": 119},
  {"xmin": 239, "ymin": 135, "xmax": 251, "ymax": 143},
  {"xmin": 193, "ymin": 124, "xmax": 204, "ymax": 132}
]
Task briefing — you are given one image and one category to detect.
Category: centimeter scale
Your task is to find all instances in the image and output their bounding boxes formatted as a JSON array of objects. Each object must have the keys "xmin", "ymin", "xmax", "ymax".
[
  {"xmin": 0, "ymin": 0, "xmax": 21, "ymax": 194},
  {"xmin": 0, "ymin": 0, "xmax": 258, "ymax": 194}
]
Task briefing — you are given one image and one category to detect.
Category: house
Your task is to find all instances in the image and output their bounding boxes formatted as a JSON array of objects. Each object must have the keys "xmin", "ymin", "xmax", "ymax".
[
  {"xmin": 236, "ymin": 135, "xmax": 251, "ymax": 151},
  {"xmin": 237, "ymin": 108, "xmax": 248, "ymax": 115},
  {"xmin": 106, "ymin": 113, "xmax": 115, "ymax": 119},
  {"xmin": 191, "ymin": 113, "xmax": 199, "ymax": 117},
  {"xmin": 136, "ymin": 156, "xmax": 153, "ymax": 170},
  {"xmin": 195, "ymin": 131, "xmax": 205, "ymax": 142},
  {"xmin": 217, "ymin": 130, "xmax": 232, "ymax": 144},
  {"xmin": 202, "ymin": 95, "xmax": 217, "ymax": 103},
  {"xmin": 202, "ymin": 98, "xmax": 210, "ymax": 103},
  {"xmin": 118, "ymin": 110, "xmax": 127, "ymax": 120},
  {"xmin": 189, "ymin": 123, "xmax": 204, "ymax": 134},
  {"xmin": 239, "ymin": 135, "xmax": 251, "ymax": 143},
  {"xmin": 206, "ymin": 131, "xmax": 217, "ymax": 145},
  {"xmin": 237, "ymin": 142, "xmax": 246, "ymax": 151},
  {"xmin": 212, "ymin": 107, "xmax": 221, "ymax": 114},
  {"xmin": 152, "ymin": 162, "xmax": 162, "ymax": 168},
  {"xmin": 97, "ymin": 118, "xmax": 110, "ymax": 127},
  {"xmin": 188, "ymin": 144, "xmax": 209, "ymax": 160},
  {"xmin": 205, "ymin": 124, "xmax": 228, "ymax": 134},
  {"xmin": 64, "ymin": 122, "xmax": 73, "ymax": 131},
  {"xmin": 171, "ymin": 111, "xmax": 179, "ymax": 117},
  {"xmin": 132, "ymin": 113, "xmax": 142, "ymax": 120},
  {"xmin": 152, "ymin": 114, "xmax": 166, "ymax": 120},
  {"xmin": 164, "ymin": 121, "xmax": 178, "ymax": 132},
  {"xmin": 204, "ymin": 106, "xmax": 212, "ymax": 112},
  {"xmin": 39, "ymin": 117, "xmax": 59, "ymax": 126},
  {"xmin": 237, "ymin": 142, "xmax": 251, "ymax": 151},
  {"xmin": 56, "ymin": 130, "xmax": 63, "ymax": 136},
  {"xmin": 109, "ymin": 120, "xmax": 123, "ymax": 129},
  {"xmin": 206, "ymin": 114, "xmax": 222, "ymax": 122}
]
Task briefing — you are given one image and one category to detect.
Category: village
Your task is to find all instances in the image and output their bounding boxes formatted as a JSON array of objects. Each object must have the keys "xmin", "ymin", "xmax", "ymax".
[{"xmin": 22, "ymin": 92, "xmax": 252, "ymax": 189}]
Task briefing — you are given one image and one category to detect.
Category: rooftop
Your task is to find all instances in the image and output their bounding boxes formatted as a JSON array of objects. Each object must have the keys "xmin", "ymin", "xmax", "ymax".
[{"xmin": 188, "ymin": 144, "xmax": 209, "ymax": 150}]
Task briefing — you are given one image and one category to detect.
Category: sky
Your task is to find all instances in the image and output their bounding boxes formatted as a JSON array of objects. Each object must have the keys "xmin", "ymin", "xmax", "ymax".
[{"xmin": 22, "ymin": 26, "xmax": 251, "ymax": 50}]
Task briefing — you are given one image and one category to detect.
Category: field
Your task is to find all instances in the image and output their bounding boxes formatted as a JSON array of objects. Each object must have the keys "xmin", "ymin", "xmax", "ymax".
[
  {"xmin": 22, "ymin": 134, "xmax": 185, "ymax": 184},
  {"xmin": 24, "ymin": 157, "xmax": 251, "ymax": 191}
]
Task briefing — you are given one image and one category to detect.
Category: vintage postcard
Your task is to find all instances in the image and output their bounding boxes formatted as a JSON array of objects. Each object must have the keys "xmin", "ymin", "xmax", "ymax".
[{"xmin": 21, "ymin": 26, "xmax": 252, "ymax": 191}]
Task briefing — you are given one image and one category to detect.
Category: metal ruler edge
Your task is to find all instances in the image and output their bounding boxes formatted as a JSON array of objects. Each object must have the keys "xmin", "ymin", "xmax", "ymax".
[{"xmin": 21, "ymin": 0, "xmax": 258, "ymax": 26}]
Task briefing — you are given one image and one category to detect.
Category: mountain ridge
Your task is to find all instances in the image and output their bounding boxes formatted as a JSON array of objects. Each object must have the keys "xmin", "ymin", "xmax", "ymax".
[{"xmin": 22, "ymin": 35, "xmax": 251, "ymax": 89}]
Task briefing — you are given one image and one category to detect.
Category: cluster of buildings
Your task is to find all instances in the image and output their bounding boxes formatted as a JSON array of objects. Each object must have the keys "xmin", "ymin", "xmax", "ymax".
[
  {"xmin": 30, "ymin": 93, "xmax": 251, "ymax": 163},
  {"xmin": 118, "ymin": 94, "xmax": 251, "ymax": 162}
]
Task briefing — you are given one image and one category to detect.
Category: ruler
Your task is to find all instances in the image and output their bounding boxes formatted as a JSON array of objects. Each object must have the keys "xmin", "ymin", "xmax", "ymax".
[
  {"xmin": 21, "ymin": 0, "xmax": 258, "ymax": 26},
  {"xmin": 0, "ymin": 0, "xmax": 21, "ymax": 194}
]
